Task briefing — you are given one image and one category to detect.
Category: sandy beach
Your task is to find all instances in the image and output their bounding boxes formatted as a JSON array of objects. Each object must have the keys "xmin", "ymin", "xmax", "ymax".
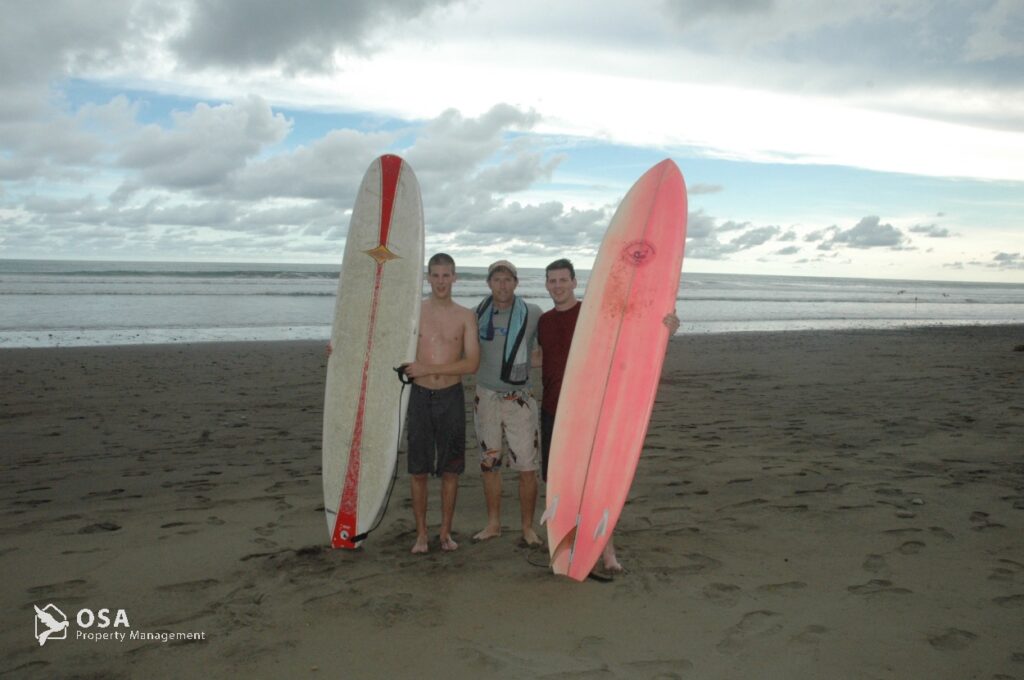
[{"xmin": 2, "ymin": 325, "xmax": 1022, "ymax": 679}]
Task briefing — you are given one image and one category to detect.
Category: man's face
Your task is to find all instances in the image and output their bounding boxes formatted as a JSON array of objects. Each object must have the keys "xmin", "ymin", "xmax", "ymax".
[
  {"xmin": 428, "ymin": 263, "xmax": 456, "ymax": 299},
  {"xmin": 545, "ymin": 267, "xmax": 576, "ymax": 306},
  {"xmin": 488, "ymin": 269, "xmax": 517, "ymax": 306}
]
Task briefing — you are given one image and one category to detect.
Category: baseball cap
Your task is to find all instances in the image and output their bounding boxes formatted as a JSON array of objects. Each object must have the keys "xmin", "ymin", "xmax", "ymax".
[{"xmin": 487, "ymin": 260, "xmax": 518, "ymax": 279}]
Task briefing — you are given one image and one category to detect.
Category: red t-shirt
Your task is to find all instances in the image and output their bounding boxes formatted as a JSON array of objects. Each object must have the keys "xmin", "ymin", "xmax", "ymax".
[{"xmin": 537, "ymin": 301, "xmax": 581, "ymax": 415}]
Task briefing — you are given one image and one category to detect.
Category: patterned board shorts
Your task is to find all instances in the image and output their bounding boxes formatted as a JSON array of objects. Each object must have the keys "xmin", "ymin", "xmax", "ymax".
[{"xmin": 473, "ymin": 385, "xmax": 540, "ymax": 473}]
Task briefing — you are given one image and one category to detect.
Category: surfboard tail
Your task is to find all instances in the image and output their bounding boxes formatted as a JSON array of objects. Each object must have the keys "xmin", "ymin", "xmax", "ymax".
[
  {"xmin": 549, "ymin": 531, "xmax": 575, "ymax": 576},
  {"xmin": 331, "ymin": 514, "xmax": 360, "ymax": 549}
]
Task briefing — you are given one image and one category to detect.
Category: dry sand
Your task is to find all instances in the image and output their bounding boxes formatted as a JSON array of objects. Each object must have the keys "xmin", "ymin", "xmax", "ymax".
[{"xmin": 2, "ymin": 326, "xmax": 1022, "ymax": 679}]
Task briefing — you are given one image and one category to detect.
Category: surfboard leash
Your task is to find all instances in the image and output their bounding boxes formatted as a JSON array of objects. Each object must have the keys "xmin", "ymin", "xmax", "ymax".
[{"xmin": 349, "ymin": 365, "xmax": 413, "ymax": 544}]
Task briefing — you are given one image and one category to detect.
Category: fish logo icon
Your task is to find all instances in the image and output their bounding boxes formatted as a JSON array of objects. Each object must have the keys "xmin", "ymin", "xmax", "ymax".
[{"xmin": 34, "ymin": 604, "xmax": 69, "ymax": 646}]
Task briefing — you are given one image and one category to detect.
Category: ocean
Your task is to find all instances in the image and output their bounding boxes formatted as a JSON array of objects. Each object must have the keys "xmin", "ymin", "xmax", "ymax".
[{"xmin": 1, "ymin": 259, "xmax": 1021, "ymax": 348}]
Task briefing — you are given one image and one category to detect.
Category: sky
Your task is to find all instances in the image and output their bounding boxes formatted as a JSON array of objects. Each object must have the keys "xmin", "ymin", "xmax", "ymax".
[{"xmin": 1, "ymin": 0, "xmax": 1023, "ymax": 282}]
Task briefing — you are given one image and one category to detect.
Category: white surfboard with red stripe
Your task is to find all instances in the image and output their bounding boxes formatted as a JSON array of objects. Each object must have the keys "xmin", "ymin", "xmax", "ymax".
[{"xmin": 323, "ymin": 154, "xmax": 424, "ymax": 549}]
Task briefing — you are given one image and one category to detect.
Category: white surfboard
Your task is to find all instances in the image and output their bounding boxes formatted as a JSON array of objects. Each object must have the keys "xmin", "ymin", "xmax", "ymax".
[{"xmin": 323, "ymin": 154, "xmax": 424, "ymax": 549}]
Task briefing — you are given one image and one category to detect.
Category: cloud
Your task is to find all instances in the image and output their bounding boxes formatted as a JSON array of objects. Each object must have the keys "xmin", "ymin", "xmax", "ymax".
[
  {"xmin": 0, "ymin": 1, "xmax": 140, "ymax": 89},
  {"xmin": 407, "ymin": 105, "xmax": 541, "ymax": 176},
  {"xmin": 963, "ymin": 0, "xmax": 1024, "ymax": 62},
  {"xmin": 775, "ymin": 245, "xmax": 800, "ymax": 256},
  {"xmin": 804, "ymin": 228, "xmax": 837, "ymax": 243},
  {"xmin": 992, "ymin": 252, "xmax": 1024, "ymax": 269},
  {"xmin": 228, "ymin": 128, "xmax": 395, "ymax": 202},
  {"xmin": 684, "ymin": 210, "xmax": 782, "ymax": 260},
  {"xmin": 909, "ymin": 224, "xmax": 952, "ymax": 238},
  {"xmin": 731, "ymin": 225, "xmax": 781, "ymax": 249},
  {"xmin": 688, "ymin": 183, "xmax": 724, "ymax": 195},
  {"xmin": 4, "ymin": 101, "xmax": 581, "ymax": 260},
  {"xmin": 172, "ymin": 0, "xmax": 461, "ymax": 71},
  {"xmin": 399, "ymin": 104, "xmax": 570, "ymax": 240},
  {"xmin": 118, "ymin": 96, "xmax": 291, "ymax": 192},
  {"xmin": 956, "ymin": 252, "xmax": 1024, "ymax": 272},
  {"xmin": 658, "ymin": 0, "xmax": 1024, "ymax": 133},
  {"xmin": 821, "ymin": 216, "xmax": 909, "ymax": 250}
]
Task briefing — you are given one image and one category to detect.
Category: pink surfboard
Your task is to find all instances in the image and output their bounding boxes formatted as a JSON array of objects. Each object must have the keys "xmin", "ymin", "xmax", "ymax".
[{"xmin": 543, "ymin": 159, "xmax": 687, "ymax": 580}]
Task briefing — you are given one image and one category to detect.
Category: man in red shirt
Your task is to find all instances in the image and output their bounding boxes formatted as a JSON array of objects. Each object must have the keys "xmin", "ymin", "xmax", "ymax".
[{"xmin": 536, "ymin": 258, "xmax": 679, "ymax": 574}]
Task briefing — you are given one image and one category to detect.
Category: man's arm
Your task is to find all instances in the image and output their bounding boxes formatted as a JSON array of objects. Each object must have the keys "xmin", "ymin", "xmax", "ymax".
[{"xmin": 531, "ymin": 345, "xmax": 543, "ymax": 368}]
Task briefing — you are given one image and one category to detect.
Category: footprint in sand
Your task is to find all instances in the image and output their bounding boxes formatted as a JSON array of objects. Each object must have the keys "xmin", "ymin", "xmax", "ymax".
[
  {"xmin": 772, "ymin": 504, "xmax": 809, "ymax": 513},
  {"xmin": 28, "ymin": 579, "xmax": 90, "ymax": 598},
  {"xmin": 156, "ymin": 579, "xmax": 220, "ymax": 593},
  {"xmin": 679, "ymin": 553, "xmax": 723, "ymax": 574},
  {"xmin": 898, "ymin": 540, "xmax": 926, "ymax": 555},
  {"xmin": 969, "ymin": 510, "xmax": 1006, "ymax": 531},
  {"xmin": 993, "ymin": 594, "xmax": 1024, "ymax": 609},
  {"xmin": 77, "ymin": 522, "xmax": 121, "ymax": 534},
  {"xmin": 716, "ymin": 610, "xmax": 783, "ymax": 653},
  {"xmin": 883, "ymin": 527, "xmax": 923, "ymax": 536},
  {"xmin": 847, "ymin": 579, "xmax": 912, "ymax": 596},
  {"xmin": 84, "ymin": 488, "xmax": 125, "ymax": 499},
  {"xmin": 989, "ymin": 567, "xmax": 1016, "ymax": 583},
  {"xmin": 703, "ymin": 583, "xmax": 742, "ymax": 606},
  {"xmin": 790, "ymin": 624, "xmax": 829, "ymax": 646},
  {"xmin": 624, "ymin": 658, "xmax": 693, "ymax": 677},
  {"xmin": 756, "ymin": 581, "xmax": 807, "ymax": 594},
  {"xmin": 863, "ymin": 554, "xmax": 888, "ymax": 573},
  {"xmin": 928, "ymin": 628, "xmax": 977, "ymax": 651}
]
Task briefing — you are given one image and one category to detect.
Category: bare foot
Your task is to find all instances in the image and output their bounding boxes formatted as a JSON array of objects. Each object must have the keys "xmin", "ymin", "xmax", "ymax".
[
  {"xmin": 411, "ymin": 534, "xmax": 429, "ymax": 554},
  {"xmin": 440, "ymin": 535, "xmax": 459, "ymax": 552},
  {"xmin": 602, "ymin": 544, "xmax": 623, "ymax": 573},
  {"xmin": 521, "ymin": 528, "xmax": 543, "ymax": 547},
  {"xmin": 473, "ymin": 525, "xmax": 501, "ymax": 542}
]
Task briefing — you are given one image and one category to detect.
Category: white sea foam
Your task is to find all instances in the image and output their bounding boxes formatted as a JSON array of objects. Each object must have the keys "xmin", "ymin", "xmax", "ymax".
[{"xmin": 1, "ymin": 259, "xmax": 1021, "ymax": 347}]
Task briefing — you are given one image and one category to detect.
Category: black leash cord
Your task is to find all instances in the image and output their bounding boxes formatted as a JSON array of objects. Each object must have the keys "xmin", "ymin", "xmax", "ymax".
[{"xmin": 349, "ymin": 365, "xmax": 412, "ymax": 543}]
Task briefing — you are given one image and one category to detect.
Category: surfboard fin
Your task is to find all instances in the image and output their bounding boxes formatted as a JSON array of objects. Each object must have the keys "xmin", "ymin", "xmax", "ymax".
[
  {"xmin": 540, "ymin": 496, "xmax": 558, "ymax": 525},
  {"xmin": 593, "ymin": 509, "xmax": 610, "ymax": 540}
]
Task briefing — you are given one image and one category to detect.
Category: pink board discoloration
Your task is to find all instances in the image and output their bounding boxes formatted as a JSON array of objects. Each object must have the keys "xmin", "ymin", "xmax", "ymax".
[{"xmin": 544, "ymin": 159, "xmax": 687, "ymax": 580}]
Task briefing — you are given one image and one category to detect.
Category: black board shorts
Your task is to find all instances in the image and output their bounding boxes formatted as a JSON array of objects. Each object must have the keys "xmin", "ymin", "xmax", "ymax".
[{"xmin": 407, "ymin": 383, "xmax": 466, "ymax": 476}]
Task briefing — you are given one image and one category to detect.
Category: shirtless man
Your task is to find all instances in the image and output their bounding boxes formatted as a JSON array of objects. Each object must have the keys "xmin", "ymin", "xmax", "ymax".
[{"xmin": 400, "ymin": 253, "xmax": 480, "ymax": 554}]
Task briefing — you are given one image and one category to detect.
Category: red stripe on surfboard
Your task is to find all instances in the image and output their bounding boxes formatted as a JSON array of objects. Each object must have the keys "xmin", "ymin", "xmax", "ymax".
[
  {"xmin": 378, "ymin": 155, "xmax": 403, "ymax": 247},
  {"xmin": 331, "ymin": 156, "xmax": 403, "ymax": 549}
]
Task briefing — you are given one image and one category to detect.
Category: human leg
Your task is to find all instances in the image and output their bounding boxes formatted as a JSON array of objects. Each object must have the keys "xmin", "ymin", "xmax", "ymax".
[
  {"xmin": 540, "ymin": 409, "xmax": 555, "ymax": 483},
  {"xmin": 602, "ymin": 534, "xmax": 622, "ymax": 573},
  {"xmin": 473, "ymin": 387, "xmax": 504, "ymax": 540},
  {"xmin": 411, "ymin": 474, "xmax": 429, "ymax": 554},
  {"xmin": 505, "ymin": 392, "xmax": 541, "ymax": 544},
  {"xmin": 518, "ymin": 470, "xmax": 541, "ymax": 546},
  {"xmin": 434, "ymin": 385, "xmax": 465, "ymax": 551},
  {"xmin": 406, "ymin": 385, "xmax": 435, "ymax": 554},
  {"xmin": 440, "ymin": 472, "xmax": 459, "ymax": 551},
  {"xmin": 473, "ymin": 471, "xmax": 502, "ymax": 540}
]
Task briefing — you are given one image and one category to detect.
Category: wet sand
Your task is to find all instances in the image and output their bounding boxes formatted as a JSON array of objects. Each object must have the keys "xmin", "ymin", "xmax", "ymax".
[{"xmin": 2, "ymin": 326, "xmax": 1023, "ymax": 679}]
